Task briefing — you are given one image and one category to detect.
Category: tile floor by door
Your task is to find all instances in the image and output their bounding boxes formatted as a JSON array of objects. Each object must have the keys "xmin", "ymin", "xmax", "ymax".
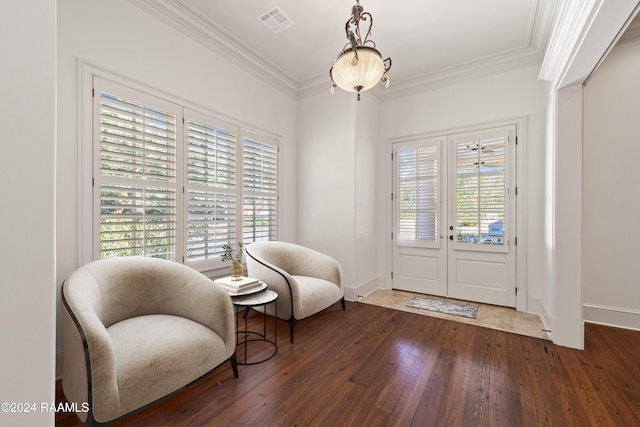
[{"xmin": 359, "ymin": 289, "xmax": 550, "ymax": 340}]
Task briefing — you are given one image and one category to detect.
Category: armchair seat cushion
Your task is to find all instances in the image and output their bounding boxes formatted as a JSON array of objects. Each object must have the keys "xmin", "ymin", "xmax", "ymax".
[
  {"xmin": 293, "ymin": 276, "xmax": 344, "ymax": 318},
  {"xmin": 108, "ymin": 314, "xmax": 227, "ymax": 416}
]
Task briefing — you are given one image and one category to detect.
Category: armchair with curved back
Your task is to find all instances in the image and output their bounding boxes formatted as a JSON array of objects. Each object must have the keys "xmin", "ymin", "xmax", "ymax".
[
  {"xmin": 245, "ymin": 241, "xmax": 345, "ymax": 343},
  {"xmin": 61, "ymin": 256, "xmax": 237, "ymax": 426}
]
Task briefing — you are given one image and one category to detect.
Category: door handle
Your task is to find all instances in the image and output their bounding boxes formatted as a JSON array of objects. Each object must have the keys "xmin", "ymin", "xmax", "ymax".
[
  {"xmin": 449, "ymin": 225, "xmax": 453, "ymax": 231},
  {"xmin": 449, "ymin": 235, "xmax": 453, "ymax": 240}
]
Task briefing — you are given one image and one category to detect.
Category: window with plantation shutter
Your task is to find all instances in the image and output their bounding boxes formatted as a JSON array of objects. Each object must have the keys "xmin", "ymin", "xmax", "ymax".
[
  {"xmin": 241, "ymin": 131, "xmax": 278, "ymax": 244},
  {"xmin": 185, "ymin": 111, "xmax": 238, "ymax": 261},
  {"xmin": 396, "ymin": 141, "xmax": 440, "ymax": 247},
  {"xmin": 95, "ymin": 80, "xmax": 178, "ymax": 260},
  {"xmin": 453, "ymin": 131, "xmax": 506, "ymax": 249},
  {"xmin": 91, "ymin": 77, "xmax": 278, "ymax": 269}
]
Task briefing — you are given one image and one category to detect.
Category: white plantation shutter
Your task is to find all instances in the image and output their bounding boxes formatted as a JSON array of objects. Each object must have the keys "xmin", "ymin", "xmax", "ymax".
[
  {"xmin": 99, "ymin": 185, "xmax": 177, "ymax": 258},
  {"xmin": 95, "ymin": 79, "xmax": 178, "ymax": 260},
  {"xmin": 242, "ymin": 131, "xmax": 278, "ymax": 243},
  {"xmin": 91, "ymin": 77, "xmax": 278, "ymax": 268},
  {"xmin": 396, "ymin": 140, "xmax": 440, "ymax": 246},
  {"xmin": 99, "ymin": 96, "xmax": 177, "ymax": 181},
  {"xmin": 186, "ymin": 191, "xmax": 236, "ymax": 259},
  {"xmin": 185, "ymin": 110, "xmax": 238, "ymax": 261},
  {"xmin": 453, "ymin": 130, "xmax": 506, "ymax": 248}
]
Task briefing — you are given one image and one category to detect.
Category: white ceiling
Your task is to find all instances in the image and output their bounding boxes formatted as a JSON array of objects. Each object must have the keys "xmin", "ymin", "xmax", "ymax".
[{"xmin": 130, "ymin": 0, "xmax": 560, "ymax": 99}]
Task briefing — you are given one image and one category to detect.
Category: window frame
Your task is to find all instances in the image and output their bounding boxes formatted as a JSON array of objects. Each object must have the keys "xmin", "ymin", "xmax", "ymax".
[{"xmin": 83, "ymin": 71, "xmax": 279, "ymax": 273}]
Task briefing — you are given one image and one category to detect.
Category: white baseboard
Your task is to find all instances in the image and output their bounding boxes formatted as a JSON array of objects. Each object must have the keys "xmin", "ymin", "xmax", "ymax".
[
  {"xmin": 583, "ymin": 303, "xmax": 640, "ymax": 332},
  {"xmin": 527, "ymin": 296, "xmax": 554, "ymax": 334},
  {"xmin": 525, "ymin": 299, "xmax": 640, "ymax": 340},
  {"xmin": 344, "ymin": 276, "xmax": 382, "ymax": 302}
]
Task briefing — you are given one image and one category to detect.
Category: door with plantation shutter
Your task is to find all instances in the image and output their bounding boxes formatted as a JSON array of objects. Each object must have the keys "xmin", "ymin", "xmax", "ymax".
[
  {"xmin": 392, "ymin": 137, "xmax": 447, "ymax": 296},
  {"xmin": 447, "ymin": 126, "xmax": 516, "ymax": 307},
  {"xmin": 392, "ymin": 125, "xmax": 516, "ymax": 307}
]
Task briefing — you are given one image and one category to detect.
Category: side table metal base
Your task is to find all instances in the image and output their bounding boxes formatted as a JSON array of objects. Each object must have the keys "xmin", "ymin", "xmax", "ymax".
[{"xmin": 232, "ymin": 289, "xmax": 278, "ymax": 365}]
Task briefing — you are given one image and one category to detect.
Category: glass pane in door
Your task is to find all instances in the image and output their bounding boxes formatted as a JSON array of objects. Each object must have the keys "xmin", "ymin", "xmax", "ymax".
[
  {"xmin": 397, "ymin": 144, "xmax": 439, "ymax": 244},
  {"xmin": 455, "ymin": 135, "xmax": 505, "ymax": 246}
]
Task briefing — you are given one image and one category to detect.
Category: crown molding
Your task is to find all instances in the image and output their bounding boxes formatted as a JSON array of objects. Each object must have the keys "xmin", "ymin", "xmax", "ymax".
[
  {"xmin": 131, "ymin": 0, "xmax": 557, "ymax": 102},
  {"xmin": 297, "ymin": 72, "xmax": 332, "ymax": 99},
  {"xmin": 296, "ymin": 45, "xmax": 545, "ymax": 103},
  {"xmin": 378, "ymin": 46, "xmax": 545, "ymax": 103},
  {"xmin": 538, "ymin": 0, "xmax": 599, "ymax": 85},
  {"xmin": 129, "ymin": 0, "xmax": 299, "ymax": 98},
  {"xmin": 540, "ymin": 0, "xmax": 640, "ymax": 88}
]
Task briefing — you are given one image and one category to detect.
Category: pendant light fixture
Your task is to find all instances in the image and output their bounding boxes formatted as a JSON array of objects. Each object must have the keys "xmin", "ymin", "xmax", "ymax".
[{"xmin": 329, "ymin": 0, "xmax": 392, "ymax": 101}]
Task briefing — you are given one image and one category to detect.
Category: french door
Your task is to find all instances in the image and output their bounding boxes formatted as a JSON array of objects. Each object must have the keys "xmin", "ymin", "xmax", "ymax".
[
  {"xmin": 392, "ymin": 125, "xmax": 517, "ymax": 307},
  {"xmin": 393, "ymin": 136, "xmax": 448, "ymax": 296}
]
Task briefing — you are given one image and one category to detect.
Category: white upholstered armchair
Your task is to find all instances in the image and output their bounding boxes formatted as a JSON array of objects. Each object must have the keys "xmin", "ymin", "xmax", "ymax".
[
  {"xmin": 245, "ymin": 241, "xmax": 345, "ymax": 342},
  {"xmin": 61, "ymin": 257, "xmax": 237, "ymax": 426}
]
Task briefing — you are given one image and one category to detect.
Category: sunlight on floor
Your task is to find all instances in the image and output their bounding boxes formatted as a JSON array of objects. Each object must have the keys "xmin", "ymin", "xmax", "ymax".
[{"xmin": 359, "ymin": 289, "xmax": 550, "ymax": 340}]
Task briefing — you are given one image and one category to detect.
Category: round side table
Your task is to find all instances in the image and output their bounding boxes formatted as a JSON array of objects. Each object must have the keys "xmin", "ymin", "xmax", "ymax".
[{"xmin": 232, "ymin": 289, "xmax": 278, "ymax": 365}]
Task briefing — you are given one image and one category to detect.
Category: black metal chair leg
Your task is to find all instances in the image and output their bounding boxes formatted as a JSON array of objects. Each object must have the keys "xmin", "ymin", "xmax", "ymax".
[
  {"xmin": 288, "ymin": 318, "xmax": 297, "ymax": 343},
  {"xmin": 230, "ymin": 353, "xmax": 239, "ymax": 378},
  {"xmin": 340, "ymin": 297, "xmax": 346, "ymax": 310}
]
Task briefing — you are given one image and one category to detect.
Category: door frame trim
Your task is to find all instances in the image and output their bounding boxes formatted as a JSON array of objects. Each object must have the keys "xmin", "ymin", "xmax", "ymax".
[{"xmin": 385, "ymin": 116, "xmax": 527, "ymax": 312}]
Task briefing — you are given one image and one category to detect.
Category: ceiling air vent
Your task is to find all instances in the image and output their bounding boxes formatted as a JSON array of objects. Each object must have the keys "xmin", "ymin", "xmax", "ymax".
[{"xmin": 258, "ymin": 6, "xmax": 294, "ymax": 34}]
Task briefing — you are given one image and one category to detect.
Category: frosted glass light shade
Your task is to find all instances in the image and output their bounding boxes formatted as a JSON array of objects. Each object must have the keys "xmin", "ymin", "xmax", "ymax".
[{"xmin": 330, "ymin": 47, "xmax": 384, "ymax": 92}]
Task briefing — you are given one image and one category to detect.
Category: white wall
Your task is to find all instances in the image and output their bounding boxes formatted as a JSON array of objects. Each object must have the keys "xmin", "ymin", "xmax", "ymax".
[
  {"xmin": 379, "ymin": 64, "xmax": 549, "ymax": 316},
  {"xmin": 56, "ymin": 0, "xmax": 298, "ymax": 376},
  {"xmin": 297, "ymin": 90, "xmax": 382, "ymax": 298},
  {"xmin": 355, "ymin": 96, "xmax": 385, "ymax": 296},
  {"xmin": 583, "ymin": 38, "xmax": 640, "ymax": 330},
  {"xmin": 297, "ymin": 91, "xmax": 357, "ymax": 286},
  {"xmin": 0, "ymin": 2, "xmax": 56, "ymax": 426}
]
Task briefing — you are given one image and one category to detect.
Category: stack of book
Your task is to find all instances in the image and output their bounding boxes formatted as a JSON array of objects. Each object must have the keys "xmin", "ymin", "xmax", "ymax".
[{"xmin": 214, "ymin": 276, "xmax": 263, "ymax": 294}]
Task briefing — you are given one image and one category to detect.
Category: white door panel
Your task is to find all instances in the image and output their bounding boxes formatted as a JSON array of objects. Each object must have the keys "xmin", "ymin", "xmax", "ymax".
[
  {"xmin": 448, "ymin": 253, "xmax": 513, "ymax": 306},
  {"xmin": 395, "ymin": 247, "xmax": 446, "ymax": 295}
]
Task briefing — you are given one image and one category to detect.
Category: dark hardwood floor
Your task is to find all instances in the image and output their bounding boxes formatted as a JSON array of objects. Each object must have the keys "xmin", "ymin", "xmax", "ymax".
[{"xmin": 55, "ymin": 301, "xmax": 640, "ymax": 426}]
